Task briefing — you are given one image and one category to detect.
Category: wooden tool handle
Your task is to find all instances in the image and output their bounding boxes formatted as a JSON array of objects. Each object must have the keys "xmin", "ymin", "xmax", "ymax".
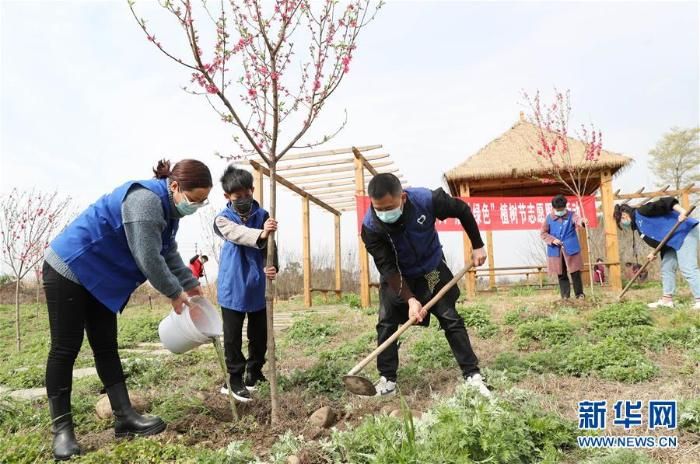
[
  {"xmin": 347, "ymin": 264, "xmax": 474, "ymax": 376},
  {"xmin": 618, "ymin": 205, "xmax": 696, "ymax": 300}
]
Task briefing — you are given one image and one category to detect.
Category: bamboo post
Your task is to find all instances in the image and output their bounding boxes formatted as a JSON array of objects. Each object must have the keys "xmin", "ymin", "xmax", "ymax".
[
  {"xmin": 354, "ymin": 156, "xmax": 371, "ymax": 308},
  {"xmin": 253, "ymin": 165, "xmax": 264, "ymax": 207},
  {"xmin": 459, "ymin": 183, "xmax": 476, "ymax": 297},
  {"xmin": 334, "ymin": 214, "xmax": 342, "ymax": 299},
  {"xmin": 600, "ymin": 171, "xmax": 622, "ymax": 290},
  {"xmin": 486, "ymin": 231, "xmax": 495, "ymax": 289},
  {"xmin": 302, "ymin": 197, "xmax": 312, "ymax": 307}
]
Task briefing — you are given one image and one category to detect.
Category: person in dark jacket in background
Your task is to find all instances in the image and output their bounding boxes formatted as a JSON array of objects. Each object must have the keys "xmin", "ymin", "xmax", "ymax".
[
  {"xmin": 360, "ymin": 173, "xmax": 490, "ymax": 397},
  {"xmin": 614, "ymin": 197, "xmax": 700, "ymax": 309},
  {"xmin": 43, "ymin": 159, "xmax": 212, "ymax": 460},
  {"xmin": 214, "ymin": 166, "xmax": 279, "ymax": 403}
]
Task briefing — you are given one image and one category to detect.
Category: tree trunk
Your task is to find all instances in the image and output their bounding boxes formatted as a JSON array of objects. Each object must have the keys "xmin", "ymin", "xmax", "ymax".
[
  {"xmin": 35, "ymin": 278, "xmax": 40, "ymax": 318},
  {"xmin": 265, "ymin": 161, "xmax": 280, "ymax": 424},
  {"xmin": 15, "ymin": 278, "xmax": 21, "ymax": 352},
  {"xmin": 577, "ymin": 198, "xmax": 596, "ymax": 295}
]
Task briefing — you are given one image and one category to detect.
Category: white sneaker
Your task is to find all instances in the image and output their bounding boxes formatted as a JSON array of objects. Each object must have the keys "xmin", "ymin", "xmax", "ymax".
[
  {"xmin": 465, "ymin": 373, "xmax": 492, "ymax": 398},
  {"xmin": 374, "ymin": 376, "xmax": 397, "ymax": 397},
  {"xmin": 648, "ymin": 299, "xmax": 674, "ymax": 309},
  {"xmin": 219, "ymin": 383, "xmax": 252, "ymax": 403}
]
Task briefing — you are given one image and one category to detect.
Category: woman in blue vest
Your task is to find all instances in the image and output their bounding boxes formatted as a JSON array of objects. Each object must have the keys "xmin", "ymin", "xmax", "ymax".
[
  {"xmin": 614, "ymin": 197, "xmax": 700, "ymax": 309},
  {"xmin": 541, "ymin": 194, "xmax": 586, "ymax": 299},
  {"xmin": 43, "ymin": 159, "xmax": 212, "ymax": 460}
]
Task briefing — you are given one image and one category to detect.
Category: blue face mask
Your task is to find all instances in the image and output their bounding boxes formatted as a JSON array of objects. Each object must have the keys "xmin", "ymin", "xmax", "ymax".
[
  {"xmin": 376, "ymin": 206, "xmax": 403, "ymax": 224},
  {"xmin": 555, "ymin": 209, "xmax": 567, "ymax": 217},
  {"xmin": 620, "ymin": 220, "xmax": 632, "ymax": 229}
]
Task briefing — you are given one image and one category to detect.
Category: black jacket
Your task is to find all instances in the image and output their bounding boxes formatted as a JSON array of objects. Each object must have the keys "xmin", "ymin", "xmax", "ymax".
[{"xmin": 361, "ymin": 188, "xmax": 484, "ymax": 300}]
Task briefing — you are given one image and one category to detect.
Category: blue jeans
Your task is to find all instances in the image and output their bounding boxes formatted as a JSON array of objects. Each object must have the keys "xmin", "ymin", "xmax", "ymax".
[{"xmin": 661, "ymin": 226, "xmax": 700, "ymax": 298}]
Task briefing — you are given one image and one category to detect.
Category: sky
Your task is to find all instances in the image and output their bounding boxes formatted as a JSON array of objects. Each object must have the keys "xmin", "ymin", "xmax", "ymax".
[{"xmin": 1, "ymin": 0, "xmax": 699, "ymax": 279}]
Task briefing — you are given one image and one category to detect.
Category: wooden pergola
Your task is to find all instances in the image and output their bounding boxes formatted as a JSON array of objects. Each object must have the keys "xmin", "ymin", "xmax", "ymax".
[
  {"xmin": 444, "ymin": 115, "xmax": 633, "ymax": 296},
  {"xmin": 245, "ymin": 145, "xmax": 407, "ymax": 307}
]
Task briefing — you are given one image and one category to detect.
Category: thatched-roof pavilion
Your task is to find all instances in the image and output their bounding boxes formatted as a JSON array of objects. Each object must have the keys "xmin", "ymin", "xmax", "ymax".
[{"xmin": 444, "ymin": 114, "xmax": 633, "ymax": 294}]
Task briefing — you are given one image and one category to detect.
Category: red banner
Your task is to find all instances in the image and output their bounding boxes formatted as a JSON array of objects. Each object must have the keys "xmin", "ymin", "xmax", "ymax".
[{"xmin": 356, "ymin": 195, "xmax": 598, "ymax": 232}]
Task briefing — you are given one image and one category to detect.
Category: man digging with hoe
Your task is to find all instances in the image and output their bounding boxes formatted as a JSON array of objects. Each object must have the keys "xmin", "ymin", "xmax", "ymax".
[{"xmin": 358, "ymin": 173, "xmax": 491, "ymax": 397}]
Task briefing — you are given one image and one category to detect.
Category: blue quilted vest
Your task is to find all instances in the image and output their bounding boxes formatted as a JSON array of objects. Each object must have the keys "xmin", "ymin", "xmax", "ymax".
[
  {"xmin": 363, "ymin": 188, "xmax": 443, "ymax": 278},
  {"xmin": 51, "ymin": 179, "xmax": 178, "ymax": 313},
  {"xmin": 635, "ymin": 210, "xmax": 699, "ymax": 250},
  {"xmin": 546, "ymin": 212, "xmax": 581, "ymax": 258},
  {"xmin": 216, "ymin": 201, "xmax": 267, "ymax": 312}
]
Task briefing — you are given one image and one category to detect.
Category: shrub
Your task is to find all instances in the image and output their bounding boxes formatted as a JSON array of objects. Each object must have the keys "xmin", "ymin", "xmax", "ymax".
[
  {"xmin": 409, "ymin": 327, "xmax": 455, "ymax": 370},
  {"xmin": 516, "ymin": 317, "xmax": 577, "ymax": 349},
  {"xmin": 327, "ymin": 386, "xmax": 577, "ymax": 463},
  {"xmin": 590, "ymin": 302, "xmax": 652, "ymax": 334},
  {"xmin": 341, "ymin": 293, "xmax": 362, "ymax": 309},
  {"xmin": 562, "ymin": 338, "xmax": 658, "ymax": 383},
  {"xmin": 679, "ymin": 398, "xmax": 700, "ymax": 433},
  {"xmin": 458, "ymin": 304, "xmax": 498, "ymax": 338},
  {"xmin": 581, "ymin": 449, "xmax": 658, "ymax": 464},
  {"xmin": 598, "ymin": 325, "xmax": 666, "ymax": 352},
  {"xmin": 503, "ymin": 307, "xmax": 547, "ymax": 327}
]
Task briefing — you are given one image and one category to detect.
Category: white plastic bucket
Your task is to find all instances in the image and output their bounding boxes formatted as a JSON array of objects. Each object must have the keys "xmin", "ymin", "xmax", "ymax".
[{"xmin": 159, "ymin": 296, "xmax": 223, "ymax": 354}]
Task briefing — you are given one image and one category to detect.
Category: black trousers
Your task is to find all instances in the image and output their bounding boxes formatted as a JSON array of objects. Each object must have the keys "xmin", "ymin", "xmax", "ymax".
[
  {"xmin": 558, "ymin": 256, "xmax": 584, "ymax": 298},
  {"xmin": 221, "ymin": 308, "xmax": 267, "ymax": 379},
  {"xmin": 376, "ymin": 261, "xmax": 480, "ymax": 381},
  {"xmin": 43, "ymin": 262, "xmax": 125, "ymax": 398}
]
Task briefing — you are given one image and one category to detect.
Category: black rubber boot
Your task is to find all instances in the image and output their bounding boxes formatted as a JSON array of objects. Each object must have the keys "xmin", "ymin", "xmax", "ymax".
[
  {"xmin": 106, "ymin": 382, "xmax": 166, "ymax": 438},
  {"xmin": 48, "ymin": 392, "xmax": 81, "ymax": 461}
]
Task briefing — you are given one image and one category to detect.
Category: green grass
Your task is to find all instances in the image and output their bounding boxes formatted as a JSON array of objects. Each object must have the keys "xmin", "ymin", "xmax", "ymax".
[
  {"xmin": 282, "ymin": 313, "xmax": 341, "ymax": 349},
  {"xmin": 509, "ymin": 285, "xmax": 538, "ymax": 297},
  {"xmin": 516, "ymin": 316, "xmax": 577, "ymax": 350},
  {"xmin": 457, "ymin": 303, "xmax": 499, "ymax": 338},
  {"xmin": 117, "ymin": 309, "xmax": 168, "ymax": 347},
  {"xmin": 326, "ymin": 386, "xmax": 577, "ymax": 464},
  {"xmin": 561, "ymin": 338, "xmax": 658, "ymax": 382},
  {"xmin": 590, "ymin": 302, "xmax": 652, "ymax": 333},
  {"xmin": 2, "ymin": 287, "xmax": 696, "ymax": 464}
]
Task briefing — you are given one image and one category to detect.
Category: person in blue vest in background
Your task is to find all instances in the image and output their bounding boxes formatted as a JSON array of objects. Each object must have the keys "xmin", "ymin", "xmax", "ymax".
[
  {"xmin": 214, "ymin": 166, "xmax": 278, "ymax": 403},
  {"xmin": 541, "ymin": 194, "xmax": 586, "ymax": 300},
  {"xmin": 614, "ymin": 197, "xmax": 700, "ymax": 309},
  {"xmin": 43, "ymin": 159, "xmax": 212, "ymax": 460},
  {"xmin": 361, "ymin": 173, "xmax": 490, "ymax": 398}
]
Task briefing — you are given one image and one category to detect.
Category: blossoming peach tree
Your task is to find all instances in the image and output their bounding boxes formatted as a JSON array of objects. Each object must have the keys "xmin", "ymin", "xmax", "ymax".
[{"xmin": 128, "ymin": 0, "xmax": 382, "ymax": 423}]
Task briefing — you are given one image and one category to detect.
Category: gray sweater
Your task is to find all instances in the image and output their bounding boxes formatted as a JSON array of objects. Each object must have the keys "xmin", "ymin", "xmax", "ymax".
[{"xmin": 45, "ymin": 183, "xmax": 199, "ymax": 299}]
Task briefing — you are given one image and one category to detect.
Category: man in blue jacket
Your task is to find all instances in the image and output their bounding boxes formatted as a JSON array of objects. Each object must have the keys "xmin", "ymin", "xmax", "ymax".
[{"xmin": 361, "ymin": 173, "xmax": 490, "ymax": 397}]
